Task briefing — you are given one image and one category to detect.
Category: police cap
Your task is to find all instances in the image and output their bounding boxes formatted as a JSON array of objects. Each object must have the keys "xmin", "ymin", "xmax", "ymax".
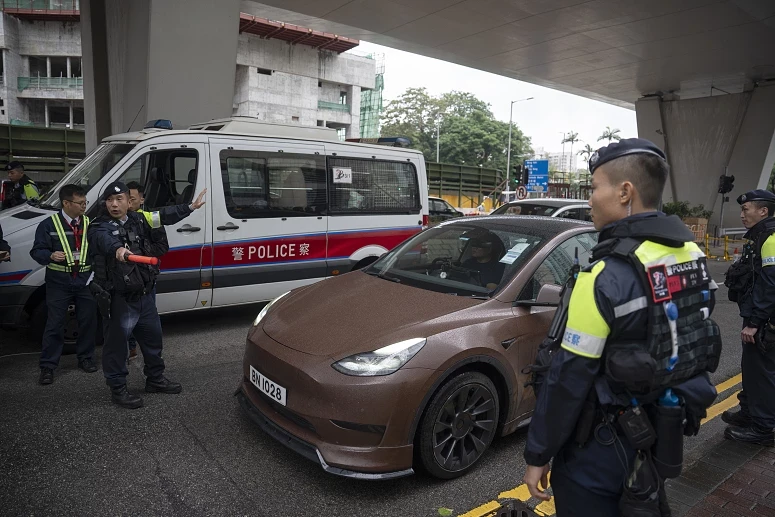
[
  {"xmin": 4, "ymin": 161, "xmax": 23, "ymax": 171},
  {"xmin": 737, "ymin": 189, "xmax": 775, "ymax": 205},
  {"xmin": 588, "ymin": 138, "xmax": 666, "ymax": 174},
  {"xmin": 102, "ymin": 181, "xmax": 129, "ymax": 200}
]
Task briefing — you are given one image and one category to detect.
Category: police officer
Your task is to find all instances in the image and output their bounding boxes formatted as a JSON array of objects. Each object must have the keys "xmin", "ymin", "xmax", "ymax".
[
  {"xmin": 722, "ymin": 189, "xmax": 775, "ymax": 445},
  {"xmin": 88, "ymin": 181, "xmax": 181, "ymax": 409},
  {"xmin": 124, "ymin": 181, "xmax": 207, "ymax": 360},
  {"xmin": 29, "ymin": 184, "xmax": 98, "ymax": 384},
  {"xmin": 523, "ymin": 139, "xmax": 721, "ymax": 516},
  {"xmin": 2, "ymin": 161, "xmax": 40, "ymax": 209}
]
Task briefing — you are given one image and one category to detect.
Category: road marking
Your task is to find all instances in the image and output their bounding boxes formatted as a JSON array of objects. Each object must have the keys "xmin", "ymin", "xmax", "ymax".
[
  {"xmin": 454, "ymin": 374, "xmax": 743, "ymax": 516},
  {"xmin": 702, "ymin": 389, "xmax": 742, "ymax": 425},
  {"xmin": 714, "ymin": 373, "xmax": 742, "ymax": 395}
]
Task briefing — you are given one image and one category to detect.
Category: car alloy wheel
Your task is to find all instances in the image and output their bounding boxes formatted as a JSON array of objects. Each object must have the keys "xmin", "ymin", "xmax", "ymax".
[{"xmin": 419, "ymin": 371, "xmax": 499, "ymax": 479}]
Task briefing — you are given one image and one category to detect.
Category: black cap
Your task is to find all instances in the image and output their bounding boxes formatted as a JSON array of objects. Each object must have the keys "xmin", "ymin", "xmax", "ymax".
[
  {"xmin": 737, "ymin": 189, "xmax": 775, "ymax": 205},
  {"xmin": 5, "ymin": 161, "xmax": 23, "ymax": 171},
  {"xmin": 589, "ymin": 138, "xmax": 666, "ymax": 174},
  {"xmin": 102, "ymin": 181, "xmax": 129, "ymax": 200}
]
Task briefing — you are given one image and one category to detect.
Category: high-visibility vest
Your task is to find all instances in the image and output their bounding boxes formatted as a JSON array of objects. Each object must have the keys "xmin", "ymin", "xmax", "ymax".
[
  {"xmin": 47, "ymin": 214, "xmax": 91, "ymax": 273},
  {"xmin": 136, "ymin": 209, "xmax": 161, "ymax": 228}
]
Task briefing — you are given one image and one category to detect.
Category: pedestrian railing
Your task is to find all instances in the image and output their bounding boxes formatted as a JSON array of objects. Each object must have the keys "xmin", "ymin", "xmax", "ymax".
[
  {"xmin": 317, "ymin": 101, "xmax": 350, "ymax": 112},
  {"xmin": 17, "ymin": 76, "xmax": 83, "ymax": 91},
  {"xmin": 0, "ymin": 0, "xmax": 79, "ymax": 10}
]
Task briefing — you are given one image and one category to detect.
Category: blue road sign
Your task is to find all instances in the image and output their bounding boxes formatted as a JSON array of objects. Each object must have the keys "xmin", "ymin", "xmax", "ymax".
[{"xmin": 525, "ymin": 160, "xmax": 549, "ymax": 193}]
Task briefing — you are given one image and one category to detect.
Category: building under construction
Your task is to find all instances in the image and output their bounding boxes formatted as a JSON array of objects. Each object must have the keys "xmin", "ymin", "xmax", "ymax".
[{"xmin": 359, "ymin": 53, "xmax": 384, "ymax": 139}]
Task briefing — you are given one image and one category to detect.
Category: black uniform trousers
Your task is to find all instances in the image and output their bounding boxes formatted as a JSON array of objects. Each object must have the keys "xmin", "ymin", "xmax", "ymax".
[
  {"xmin": 738, "ymin": 318, "xmax": 775, "ymax": 428},
  {"xmin": 102, "ymin": 290, "xmax": 165, "ymax": 387},
  {"xmin": 39, "ymin": 274, "xmax": 97, "ymax": 370}
]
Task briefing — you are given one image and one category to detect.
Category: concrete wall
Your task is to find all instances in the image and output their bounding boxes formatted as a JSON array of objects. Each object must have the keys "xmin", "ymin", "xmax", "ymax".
[
  {"xmin": 637, "ymin": 85, "xmax": 775, "ymax": 229},
  {"xmin": 17, "ymin": 20, "xmax": 81, "ymax": 57},
  {"xmin": 236, "ymin": 34, "xmax": 375, "ymax": 90},
  {"xmin": 1, "ymin": 16, "xmax": 26, "ymax": 124}
]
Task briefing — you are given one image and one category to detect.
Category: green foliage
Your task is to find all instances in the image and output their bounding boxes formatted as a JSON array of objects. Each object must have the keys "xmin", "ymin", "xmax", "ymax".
[
  {"xmin": 380, "ymin": 87, "xmax": 533, "ymax": 170},
  {"xmin": 662, "ymin": 201, "xmax": 713, "ymax": 219},
  {"xmin": 437, "ymin": 508, "xmax": 454, "ymax": 517},
  {"xmin": 598, "ymin": 126, "xmax": 622, "ymax": 143}
]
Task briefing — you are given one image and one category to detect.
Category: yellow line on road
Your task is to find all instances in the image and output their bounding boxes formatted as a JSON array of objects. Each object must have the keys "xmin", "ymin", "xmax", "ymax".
[
  {"xmin": 714, "ymin": 373, "xmax": 742, "ymax": 395},
  {"xmin": 702, "ymin": 389, "xmax": 741, "ymax": 425},
  {"xmin": 453, "ymin": 374, "xmax": 742, "ymax": 516}
]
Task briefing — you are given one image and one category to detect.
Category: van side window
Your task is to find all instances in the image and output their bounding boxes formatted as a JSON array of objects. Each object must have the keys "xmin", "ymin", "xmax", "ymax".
[
  {"xmin": 219, "ymin": 150, "xmax": 327, "ymax": 218},
  {"xmin": 328, "ymin": 158, "xmax": 420, "ymax": 214}
]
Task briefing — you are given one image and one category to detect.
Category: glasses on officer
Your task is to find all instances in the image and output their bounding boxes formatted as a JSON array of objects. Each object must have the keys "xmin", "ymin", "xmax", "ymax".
[{"xmin": 64, "ymin": 199, "xmax": 89, "ymax": 208}]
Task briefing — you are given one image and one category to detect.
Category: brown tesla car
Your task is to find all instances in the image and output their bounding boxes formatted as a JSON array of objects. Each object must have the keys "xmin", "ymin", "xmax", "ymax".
[{"xmin": 237, "ymin": 216, "xmax": 598, "ymax": 480}]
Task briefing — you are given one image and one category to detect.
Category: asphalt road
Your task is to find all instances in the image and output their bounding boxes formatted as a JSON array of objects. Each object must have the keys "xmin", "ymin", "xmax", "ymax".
[{"xmin": 0, "ymin": 260, "xmax": 746, "ymax": 517}]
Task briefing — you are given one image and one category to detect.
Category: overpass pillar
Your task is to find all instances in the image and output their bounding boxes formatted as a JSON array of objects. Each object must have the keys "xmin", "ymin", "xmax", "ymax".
[
  {"xmin": 81, "ymin": 0, "xmax": 241, "ymax": 151},
  {"xmin": 636, "ymin": 84, "xmax": 775, "ymax": 231}
]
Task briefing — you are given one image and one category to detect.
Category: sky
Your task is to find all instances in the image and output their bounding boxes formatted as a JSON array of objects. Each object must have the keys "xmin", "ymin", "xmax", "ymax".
[{"xmin": 352, "ymin": 41, "xmax": 638, "ymax": 158}]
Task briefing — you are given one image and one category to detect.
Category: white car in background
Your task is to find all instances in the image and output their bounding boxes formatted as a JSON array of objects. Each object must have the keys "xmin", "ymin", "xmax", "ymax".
[{"xmin": 492, "ymin": 198, "xmax": 591, "ymax": 222}]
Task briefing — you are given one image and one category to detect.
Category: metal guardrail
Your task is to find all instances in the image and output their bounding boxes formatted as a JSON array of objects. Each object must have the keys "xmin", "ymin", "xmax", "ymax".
[
  {"xmin": 0, "ymin": 0, "xmax": 79, "ymax": 9},
  {"xmin": 18, "ymin": 77, "xmax": 83, "ymax": 91},
  {"xmin": 318, "ymin": 100, "xmax": 350, "ymax": 112},
  {"xmin": 0, "ymin": 123, "xmax": 85, "ymax": 183}
]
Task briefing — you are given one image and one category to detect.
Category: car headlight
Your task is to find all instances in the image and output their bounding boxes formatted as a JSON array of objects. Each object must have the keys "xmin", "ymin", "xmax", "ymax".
[
  {"xmin": 252, "ymin": 291, "xmax": 290, "ymax": 327},
  {"xmin": 332, "ymin": 338, "xmax": 426, "ymax": 376}
]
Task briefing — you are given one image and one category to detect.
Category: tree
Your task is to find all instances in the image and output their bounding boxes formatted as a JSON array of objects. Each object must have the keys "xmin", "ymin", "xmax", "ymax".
[
  {"xmin": 578, "ymin": 143, "xmax": 595, "ymax": 163},
  {"xmin": 561, "ymin": 131, "xmax": 579, "ymax": 171},
  {"xmin": 598, "ymin": 126, "xmax": 621, "ymax": 143},
  {"xmin": 380, "ymin": 88, "xmax": 533, "ymax": 171}
]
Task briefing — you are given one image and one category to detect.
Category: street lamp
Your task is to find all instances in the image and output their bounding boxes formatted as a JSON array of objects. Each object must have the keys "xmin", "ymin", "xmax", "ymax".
[{"xmin": 505, "ymin": 97, "xmax": 534, "ymax": 187}]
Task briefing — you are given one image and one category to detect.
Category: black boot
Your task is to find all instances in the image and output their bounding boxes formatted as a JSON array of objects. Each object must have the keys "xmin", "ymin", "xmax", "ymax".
[
  {"xmin": 145, "ymin": 376, "xmax": 182, "ymax": 394},
  {"xmin": 724, "ymin": 424, "xmax": 774, "ymax": 446},
  {"xmin": 38, "ymin": 367, "xmax": 54, "ymax": 385},
  {"xmin": 722, "ymin": 408, "xmax": 752, "ymax": 427},
  {"xmin": 111, "ymin": 385, "xmax": 143, "ymax": 409}
]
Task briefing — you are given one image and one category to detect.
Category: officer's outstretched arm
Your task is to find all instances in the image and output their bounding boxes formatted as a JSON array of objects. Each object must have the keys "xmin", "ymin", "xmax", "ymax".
[
  {"xmin": 524, "ymin": 261, "xmax": 614, "ymax": 467},
  {"xmin": 750, "ymin": 235, "xmax": 775, "ymax": 327},
  {"xmin": 157, "ymin": 204, "xmax": 194, "ymax": 226},
  {"xmin": 87, "ymin": 221, "xmax": 123, "ymax": 256}
]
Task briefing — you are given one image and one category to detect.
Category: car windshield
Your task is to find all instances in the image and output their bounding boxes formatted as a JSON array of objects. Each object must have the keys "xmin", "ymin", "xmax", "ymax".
[
  {"xmin": 492, "ymin": 203, "xmax": 567, "ymax": 216},
  {"xmin": 366, "ymin": 222, "xmax": 546, "ymax": 297},
  {"xmin": 40, "ymin": 143, "xmax": 135, "ymax": 208}
]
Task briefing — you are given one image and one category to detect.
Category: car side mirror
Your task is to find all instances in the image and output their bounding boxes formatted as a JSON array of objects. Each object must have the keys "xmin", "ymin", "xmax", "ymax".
[{"xmin": 514, "ymin": 283, "xmax": 562, "ymax": 307}]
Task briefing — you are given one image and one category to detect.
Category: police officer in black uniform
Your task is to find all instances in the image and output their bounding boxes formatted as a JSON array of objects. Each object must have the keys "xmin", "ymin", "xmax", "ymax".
[
  {"xmin": 2, "ymin": 161, "xmax": 40, "ymax": 209},
  {"xmin": 722, "ymin": 189, "xmax": 775, "ymax": 445},
  {"xmin": 523, "ymin": 139, "xmax": 721, "ymax": 516},
  {"xmin": 88, "ymin": 181, "xmax": 181, "ymax": 409}
]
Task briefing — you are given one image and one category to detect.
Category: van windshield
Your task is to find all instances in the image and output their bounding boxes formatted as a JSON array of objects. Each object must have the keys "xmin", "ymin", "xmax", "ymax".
[
  {"xmin": 40, "ymin": 143, "xmax": 135, "ymax": 208},
  {"xmin": 366, "ymin": 222, "xmax": 545, "ymax": 297}
]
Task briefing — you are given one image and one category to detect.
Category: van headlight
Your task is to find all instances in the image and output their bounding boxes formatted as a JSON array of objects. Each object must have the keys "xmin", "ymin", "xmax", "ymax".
[
  {"xmin": 252, "ymin": 291, "xmax": 290, "ymax": 327},
  {"xmin": 332, "ymin": 338, "xmax": 426, "ymax": 376}
]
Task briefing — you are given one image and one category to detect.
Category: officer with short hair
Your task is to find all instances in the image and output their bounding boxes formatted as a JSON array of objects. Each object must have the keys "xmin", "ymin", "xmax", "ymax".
[
  {"xmin": 123, "ymin": 181, "xmax": 206, "ymax": 360},
  {"xmin": 3, "ymin": 161, "xmax": 40, "ymax": 209},
  {"xmin": 29, "ymin": 184, "xmax": 97, "ymax": 384},
  {"xmin": 523, "ymin": 139, "xmax": 721, "ymax": 516},
  {"xmin": 88, "ymin": 181, "xmax": 181, "ymax": 409},
  {"xmin": 722, "ymin": 189, "xmax": 775, "ymax": 445}
]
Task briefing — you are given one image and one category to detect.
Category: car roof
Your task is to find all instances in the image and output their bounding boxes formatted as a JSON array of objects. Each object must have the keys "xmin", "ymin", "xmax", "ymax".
[
  {"xmin": 437, "ymin": 214, "xmax": 594, "ymax": 236},
  {"xmin": 502, "ymin": 198, "xmax": 588, "ymax": 208}
]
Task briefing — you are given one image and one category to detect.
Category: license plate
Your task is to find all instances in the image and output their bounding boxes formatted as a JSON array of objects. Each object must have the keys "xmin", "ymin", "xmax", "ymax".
[{"xmin": 250, "ymin": 365, "xmax": 287, "ymax": 406}]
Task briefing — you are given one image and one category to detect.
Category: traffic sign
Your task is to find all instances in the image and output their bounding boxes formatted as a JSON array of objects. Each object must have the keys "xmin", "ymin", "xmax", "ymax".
[
  {"xmin": 517, "ymin": 186, "xmax": 527, "ymax": 200},
  {"xmin": 525, "ymin": 159, "xmax": 549, "ymax": 193}
]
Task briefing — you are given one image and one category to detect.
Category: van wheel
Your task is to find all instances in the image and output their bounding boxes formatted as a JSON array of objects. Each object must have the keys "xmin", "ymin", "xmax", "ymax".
[
  {"xmin": 28, "ymin": 301, "xmax": 104, "ymax": 353},
  {"xmin": 418, "ymin": 372, "xmax": 499, "ymax": 479}
]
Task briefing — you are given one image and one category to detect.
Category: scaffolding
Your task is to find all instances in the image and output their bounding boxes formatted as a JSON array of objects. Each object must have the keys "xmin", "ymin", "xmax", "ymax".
[{"xmin": 359, "ymin": 53, "xmax": 384, "ymax": 139}]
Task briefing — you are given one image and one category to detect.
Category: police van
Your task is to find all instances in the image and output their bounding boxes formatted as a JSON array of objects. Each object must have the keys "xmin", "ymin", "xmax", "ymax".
[{"xmin": 0, "ymin": 117, "xmax": 428, "ymax": 340}]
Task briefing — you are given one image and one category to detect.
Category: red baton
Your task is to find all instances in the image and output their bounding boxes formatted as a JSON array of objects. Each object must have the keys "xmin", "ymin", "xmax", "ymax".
[{"xmin": 126, "ymin": 254, "xmax": 159, "ymax": 266}]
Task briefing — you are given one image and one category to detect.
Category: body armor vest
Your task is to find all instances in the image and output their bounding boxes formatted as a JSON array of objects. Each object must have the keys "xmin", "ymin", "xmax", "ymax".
[
  {"xmin": 593, "ymin": 237, "xmax": 721, "ymax": 397},
  {"xmin": 95, "ymin": 216, "xmax": 158, "ymax": 298},
  {"xmin": 724, "ymin": 217, "xmax": 775, "ymax": 302}
]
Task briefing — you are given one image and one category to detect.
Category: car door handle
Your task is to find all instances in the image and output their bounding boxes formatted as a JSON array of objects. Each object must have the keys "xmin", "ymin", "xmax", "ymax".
[
  {"xmin": 176, "ymin": 225, "xmax": 201, "ymax": 233},
  {"xmin": 217, "ymin": 223, "xmax": 240, "ymax": 231}
]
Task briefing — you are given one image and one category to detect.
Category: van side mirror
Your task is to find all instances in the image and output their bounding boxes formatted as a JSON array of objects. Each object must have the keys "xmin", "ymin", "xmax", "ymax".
[{"xmin": 514, "ymin": 283, "xmax": 562, "ymax": 307}]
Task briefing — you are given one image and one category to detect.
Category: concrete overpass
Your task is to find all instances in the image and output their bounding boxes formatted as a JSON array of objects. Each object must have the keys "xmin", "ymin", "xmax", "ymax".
[{"xmin": 81, "ymin": 0, "xmax": 775, "ymax": 228}]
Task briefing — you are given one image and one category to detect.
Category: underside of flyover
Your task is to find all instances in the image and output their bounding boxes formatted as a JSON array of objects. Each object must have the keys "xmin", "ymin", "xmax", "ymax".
[{"xmin": 81, "ymin": 0, "xmax": 775, "ymax": 229}]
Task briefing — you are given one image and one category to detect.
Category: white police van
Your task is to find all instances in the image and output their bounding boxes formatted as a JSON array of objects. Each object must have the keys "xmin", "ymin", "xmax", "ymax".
[{"xmin": 0, "ymin": 117, "xmax": 428, "ymax": 341}]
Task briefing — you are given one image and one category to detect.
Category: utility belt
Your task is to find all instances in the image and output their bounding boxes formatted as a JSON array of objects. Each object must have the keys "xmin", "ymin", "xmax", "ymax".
[{"xmin": 575, "ymin": 390, "xmax": 684, "ymax": 517}]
